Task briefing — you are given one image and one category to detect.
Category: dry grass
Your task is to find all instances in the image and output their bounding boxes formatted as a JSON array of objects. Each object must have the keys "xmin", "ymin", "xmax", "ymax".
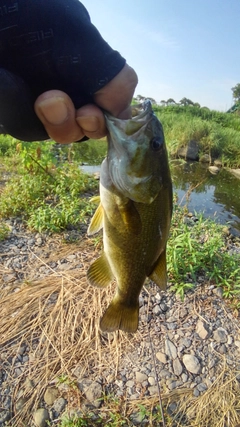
[
  {"xmin": 0, "ymin": 238, "xmax": 239, "ymax": 426},
  {"xmin": 176, "ymin": 357, "xmax": 240, "ymax": 427}
]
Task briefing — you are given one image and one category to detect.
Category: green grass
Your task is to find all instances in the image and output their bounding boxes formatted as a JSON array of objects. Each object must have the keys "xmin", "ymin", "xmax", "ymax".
[
  {"xmin": 0, "ymin": 221, "xmax": 9, "ymax": 241},
  {"xmin": 0, "ymin": 140, "xmax": 99, "ymax": 232},
  {"xmin": 154, "ymin": 105, "xmax": 240, "ymax": 167},
  {"xmin": 168, "ymin": 203, "xmax": 240, "ymax": 304}
]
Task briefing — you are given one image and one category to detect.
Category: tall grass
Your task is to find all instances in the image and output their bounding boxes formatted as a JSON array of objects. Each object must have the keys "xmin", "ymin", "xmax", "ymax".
[{"xmin": 155, "ymin": 106, "xmax": 240, "ymax": 167}]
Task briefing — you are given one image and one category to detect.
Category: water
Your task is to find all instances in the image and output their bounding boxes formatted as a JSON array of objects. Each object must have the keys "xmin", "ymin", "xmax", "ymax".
[
  {"xmin": 81, "ymin": 161, "xmax": 240, "ymax": 235},
  {"xmin": 172, "ymin": 161, "xmax": 240, "ymax": 234}
]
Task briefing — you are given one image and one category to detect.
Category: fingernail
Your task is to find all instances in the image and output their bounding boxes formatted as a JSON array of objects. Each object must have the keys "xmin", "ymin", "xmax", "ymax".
[
  {"xmin": 76, "ymin": 116, "xmax": 99, "ymax": 132},
  {"xmin": 37, "ymin": 98, "xmax": 69, "ymax": 125}
]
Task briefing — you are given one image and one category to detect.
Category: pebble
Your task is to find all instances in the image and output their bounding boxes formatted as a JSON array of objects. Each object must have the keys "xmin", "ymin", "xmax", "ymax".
[
  {"xmin": 79, "ymin": 380, "xmax": 103, "ymax": 408},
  {"xmin": 182, "ymin": 354, "xmax": 202, "ymax": 374},
  {"xmin": 196, "ymin": 320, "xmax": 209, "ymax": 339},
  {"xmin": 44, "ymin": 387, "xmax": 59, "ymax": 405},
  {"xmin": 213, "ymin": 327, "xmax": 228, "ymax": 343},
  {"xmin": 148, "ymin": 376, "xmax": 155, "ymax": 386},
  {"xmin": 135, "ymin": 372, "xmax": 148, "ymax": 383},
  {"xmin": 173, "ymin": 358, "xmax": 183, "ymax": 376},
  {"xmin": 165, "ymin": 339, "xmax": 177, "ymax": 359},
  {"xmin": 53, "ymin": 397, "xmax": 67, "ymax": 415},
  {"xmin": 33, "ymin": 408, "xmax": 49, "ymax": 427},
  {"xmin": 156, "ymin": 352, "xmax": 167, "ymax": 364}
]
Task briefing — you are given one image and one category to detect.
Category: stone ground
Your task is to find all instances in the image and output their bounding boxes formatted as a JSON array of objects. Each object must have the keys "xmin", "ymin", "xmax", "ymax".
[{"xmin": 0, "ymin": 218, "xmax": 240, "ymax": 426}]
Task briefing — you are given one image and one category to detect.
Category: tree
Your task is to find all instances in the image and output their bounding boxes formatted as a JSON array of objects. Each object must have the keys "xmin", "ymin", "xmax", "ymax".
[
  {"xmin": 166, "ymin": 98, "xmax": 176, "ymax": 105},
  {"xmin": 179, "ymin": 97, "xmax": 194, "ymax": 106},
  {"xmin": 136, "ymin": 94, "xmax": 146, "ymax": 102},
  {"xmin": 231, "ymin": 83, "xmax": 240, "ymax": 102}
]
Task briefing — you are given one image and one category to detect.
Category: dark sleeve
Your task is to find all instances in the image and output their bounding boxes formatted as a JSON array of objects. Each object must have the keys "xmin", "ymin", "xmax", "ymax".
[{"xmin": 0, "ymin": 0, "xmax": 126, "ymax": 140}]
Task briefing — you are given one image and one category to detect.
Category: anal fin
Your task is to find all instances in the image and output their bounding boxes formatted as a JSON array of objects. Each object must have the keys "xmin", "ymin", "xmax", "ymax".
[
  {"xmin": 87, "ymin": 253, "xmax": 114, "ymax": 288},
  {"xmin": 149, "ymin": 248, "xmax": 168, "ymax": 290}
]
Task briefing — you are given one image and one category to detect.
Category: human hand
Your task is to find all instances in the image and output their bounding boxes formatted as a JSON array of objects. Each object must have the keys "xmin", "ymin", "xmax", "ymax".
[
  {"xmin": 34, "ymin": 64, "xmax": 137, "ymax": 143},
  {"xmin": 0, "ymin": 0, "xmax": 137, "ymax": 142}
]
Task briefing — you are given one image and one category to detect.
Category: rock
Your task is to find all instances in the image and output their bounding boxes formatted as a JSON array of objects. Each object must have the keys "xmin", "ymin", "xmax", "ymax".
[
  {"xmin": 196, "ymin": 320, "xmax": 209, "ymax": 339},
  {"xmin": 179, "ymin": 338, "xmax": 192, "ymax": 348},
  {"xmin": 148, "ymin": 385, "xmax": 159, "ymax": 396},
  {"xmin": 53, "ymin": 397, "xmax": 67, "ymax": 415},
  {"xmin": 197, "ymin": 382, "xmax": 208, "ymax": 392},
  {"xmin": 213, "ymin": 159, "xmax": 222, "ymax": 167},
  {"xmin": 193, "ymin": 388, "xmax": 200, "ymax": 397},
  {"xmin": 177, "ymin": 140, "xmax": 199, "ymax": 161},
  {"xmin": 227, "ymin": 168, "xmax": 240, "ymax": 179},
  {"xmin": 152, "ymin": 305, "xmax": 161, "ymax": 315},
  {"xmin": 182, "ymin": 354, "xmax": 201, "ymax": 374},
  {"xmin": 33, "ymin": 408, "xmax": 49, "ymax": 427},
  {"xmin": 160, "ymin": 302, "xmax": 168, "ymax": 312},
  {"xmin": 126, "ymin": 380, "xmax": 135, "ymax": 387},
  {"xmin": 135, "ymin": 372, "xmax": 148, "ymax": 383},
  {"xmin": 0, "ymin": 410, "xmax": 11, "ymax": 423},
  {"xmin": 173, "ymin": 358, "xmax": 183, "ymax": 376},
  {"xmin": 213, "ymin": 287, "xmax": 223, "ymax": 297},
  {"xmin": 148, "ymin": 376, "xmax": 155, "ymax": 386},
  {"xmin": 199, "ymin": 154, "xmax": 211, "ymax": 163},
  {"xmin": 156, "ymin": 352, "xmax": 168, "ymax": 364},
  {"xmin": 213, "ymin": 327, "xmax": 228, "ymax": 343},
  {"xmin": 181, "ymin": 373, "xmax": 188, "ymax": 383},
  {"xmin": 209, "ymin": 165, "xmax": 220, "ymax": 175},
  {"xmin": 165, "ymin": 339, "xmax": 177, "ymax": 359},
  {"xmin": 44, "ymin": 387, "xmax": 59, "ymax": 405},
  {"xmin": 79, "ymin": 380, "xmax": 102, "ymax": 408},
  {"xmin": 130, "ymin": 412, "xmax": 146, "ymax": 425}
]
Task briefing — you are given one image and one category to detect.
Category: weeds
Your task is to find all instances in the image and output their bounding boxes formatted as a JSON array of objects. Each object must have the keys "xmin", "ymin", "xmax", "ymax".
[
  {"xmin": 0, "ymin": 143, "xmax": 98, "ymax": 232},
  {"xmin": 0, "ymin": 221, "xmax": 9, "ymax": 240},
  {"xmin": 155, "ymin": 105, "xmax": 240, "ymax": 167},
  {"xmin": 168, "ymin": 205, "xmax": 240, "ymax": 303}
]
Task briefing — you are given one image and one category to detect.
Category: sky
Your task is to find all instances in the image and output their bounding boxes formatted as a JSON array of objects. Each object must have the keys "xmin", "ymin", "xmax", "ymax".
[{"xmin": 83, "ymin": 0, "xmax": 240, "ymax": 111}]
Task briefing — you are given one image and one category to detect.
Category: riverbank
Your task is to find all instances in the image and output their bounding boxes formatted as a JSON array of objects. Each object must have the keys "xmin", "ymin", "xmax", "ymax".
[
  {"xmin": 0, "ymin": 209, "xmax": 240, "ymax": 426},
  {"xmin": 154, "ymin": 105, "xmax": 240, "ymax": 169},
  {"xmin": 0, "ymin": 133, "xmax": 240, "ymax": 426}
]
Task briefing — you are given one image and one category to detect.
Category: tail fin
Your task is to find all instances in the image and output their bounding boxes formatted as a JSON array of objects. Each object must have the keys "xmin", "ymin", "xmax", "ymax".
[{"xmin": 100, "ymin": 297, "xmax": 139, "ymax": 333}]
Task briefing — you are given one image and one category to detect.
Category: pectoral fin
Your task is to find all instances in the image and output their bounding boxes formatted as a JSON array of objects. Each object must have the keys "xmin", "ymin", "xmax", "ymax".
[
  {"xmin": 149, "ymin": 248, "xmax": 168, "ymax": 290},
  {"xmin": 87, "ymin": 202, "xmax": 104, "ymax": 235},
  {"xmin": 117, "ymin": 199, "xmax": 142, "ymax": 234},
  {"xmin": 87, "ymin": 253, "xmax": 114, "ymax": 288}
]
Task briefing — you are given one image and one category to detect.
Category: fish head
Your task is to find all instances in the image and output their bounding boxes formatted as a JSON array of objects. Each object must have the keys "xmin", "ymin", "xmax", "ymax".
[{"xmin": 105, "ymin": 100, "xmax": 170, "ymax": 204}]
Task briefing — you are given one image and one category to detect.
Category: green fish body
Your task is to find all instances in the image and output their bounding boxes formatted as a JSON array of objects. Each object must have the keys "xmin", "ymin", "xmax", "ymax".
[{"xmin": 87, "ymin": 101, "xmax": 172, "ymax": 333}]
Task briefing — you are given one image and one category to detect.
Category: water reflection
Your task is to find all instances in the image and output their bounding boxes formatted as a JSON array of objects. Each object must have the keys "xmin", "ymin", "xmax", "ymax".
[{"xmin": 172, "ymin": 161, "xmax": 240, "ymax": 234}]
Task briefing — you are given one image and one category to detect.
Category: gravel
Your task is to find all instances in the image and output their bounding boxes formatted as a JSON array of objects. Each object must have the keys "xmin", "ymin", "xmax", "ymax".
[{"xmin": 0, "ymin": 217, "xmax": 239, "ymax": 425}]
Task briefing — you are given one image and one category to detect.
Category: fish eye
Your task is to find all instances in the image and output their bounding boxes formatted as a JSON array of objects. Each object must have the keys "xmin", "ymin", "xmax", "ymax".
[{"xmin": 150, "ymin": 137, "xmax": 163, "ymax": 151}]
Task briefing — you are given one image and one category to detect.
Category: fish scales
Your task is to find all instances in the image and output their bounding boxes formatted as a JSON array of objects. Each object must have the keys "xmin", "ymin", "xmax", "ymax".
[{"xmin": 87, "ymin": 100, "xmax": 172, "ymax": 333}]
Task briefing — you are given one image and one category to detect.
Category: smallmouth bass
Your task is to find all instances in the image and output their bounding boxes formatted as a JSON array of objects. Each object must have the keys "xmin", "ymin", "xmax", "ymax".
[{"xmin": 87, "ymin": 100, "xmax": 172, "ymax": 333}]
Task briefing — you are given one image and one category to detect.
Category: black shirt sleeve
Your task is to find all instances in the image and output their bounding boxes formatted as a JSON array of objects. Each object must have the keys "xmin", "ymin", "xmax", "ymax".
[{"xmin": 0, "ymin": 0, "xmax": 126, "ymax": 140}]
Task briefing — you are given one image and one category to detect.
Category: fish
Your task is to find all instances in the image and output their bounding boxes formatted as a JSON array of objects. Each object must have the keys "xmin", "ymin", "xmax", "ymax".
[{"xmin": 87, "ymin": 100, "xmax": 172, "ymax": 333}]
